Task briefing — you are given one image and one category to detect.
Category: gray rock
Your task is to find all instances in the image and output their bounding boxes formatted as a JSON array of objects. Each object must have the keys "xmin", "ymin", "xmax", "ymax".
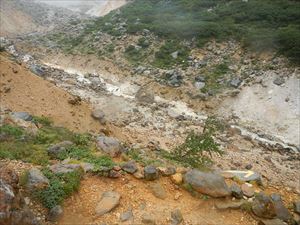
[
  {"xmin": 149, "ymin": 182, "xmax": 167, "ymax": 199},
  {"xmin": 184, "ymin": 169, "xmax": 231, "ymax": 197},
  {"xmin": 159, "ymin": 167, "xmax": 176, "ymax": 176},
  {"xmin": 171, "ymin": 209, "xmax": 183, "ymax": 225},
  {"xmin": 135, "ymin": 88, "xmax": 155, "ymax": 104},
  {"xmin": 258, "ymin": 219, "xmax": 286, "ymax": 225},
  {"xmin": 30, "ymin": 65, "xmax": 45, "ymax": 76},
  {"xmin": 121, "ymin": 161, "xmax": 138, "ymax": 174},
  {"xmin": 230, "ymin": 78, "xmax": 242, "ymax": 88},
  {"xmin": 252, "ymin": 193, "xmax": 276, "ymax": 219},
  {"xmin": 27, "ymin": 168, "xmax": 49, "ymax": 190},
  {"xmin": 230, "ymin": 184, "xmax": 243, "ymax": 199},
  {"xmin": 96, "ymin": 136, "xmax": 122, "ymax": 157},
  {"xmin": 47, "ymin": 205, "xmax": 63, "ymax": 222},
  {"xmin": 273, "ymin": 77, "xmax": 285, "ymax": 86},
  {"xmin": 144, "ymin": 166, "xmax": 158, "ymax": 181},
  {"xmin": 171, "ymin": 51, "xmax": 178, "ymax": 59},
  {"xmin": 92, "ymin": 109, "xmax": 106, "ymax": 125},
  {"xmin": 194, "ymin": 81, "xmax": 205, "ymax": 89},
  {"xmin": 0, "ymin": 179, "xmax": 15, "ymax": 209},
  {"xmin": 120, "ymin": 209, "xmax": 133, "ymax": 222},
  {"xmin": 80, "ymin": 162, "xmax": 94, "ymax": 173},
  {"xmin": 141, "ymin": 213, "xmax": 156, "ymax": 225},
  {"xmin": 49, "ymin": 163, "xmax": 81, "ymax": 174},
  {"xmin": 195, "ymin": 75, "xmax": 205, "ymax": 82},
  {"xmin": 294, "ymin": 201, "xmax": 300, "ymax": 215},
  {"xmin": 271, "ymin": 194, "xmax": 292, "ymax": 222},
  {"xmin": 47, "ymin": 141, "xmax": 73, "ymax": 158},
  {"xmin": 11, "ymin": 112, "xmax": 32, "ymax": 121},
  {"xmin": 10, "ymin": 207, "xmax": 41, "ymax": 225},
  {"xmin": 95, "ymin": 191, "xmax": 121, "ymax": 216}
]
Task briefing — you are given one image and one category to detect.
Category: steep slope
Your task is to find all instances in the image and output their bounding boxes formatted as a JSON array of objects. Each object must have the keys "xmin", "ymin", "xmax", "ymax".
[{"xmin": 0, "ymin": 52, "xmax": 103, "ymax": 133}]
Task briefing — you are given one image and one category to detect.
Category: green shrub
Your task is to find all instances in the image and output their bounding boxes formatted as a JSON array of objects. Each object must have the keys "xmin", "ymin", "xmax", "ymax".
[
  {"xmin": 162, "ymin": 117, "xmax": 223, "ymax": 168},
  {"xmin": 0, "ymin": 125, "xmax": 24, "ymax": 138},
  {"xmin": 72, "ymin": 133, "xmax": 91, "ymax": 146},
  {"xmin": 35, "ymin": 169, "xmax": 83, "ymax": 209},
  {"xmin": 32, "ymin": 116, "xmax": 53, "ymax": 126}
]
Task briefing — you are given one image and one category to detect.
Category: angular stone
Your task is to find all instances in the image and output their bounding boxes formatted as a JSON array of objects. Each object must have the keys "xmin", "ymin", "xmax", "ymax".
[
  {"xmin": 96, "ymin": 136, "xmax": 122, "ymax": 157},
  {"xmin": 121, "ymin": 161, "xmax": 138, "ymax": 174},
  {"xmin": 252, "ymin": 193, "xmax": 276, "ymax": 219},
  {"xmin": 241, "ymin": 183, "xmax": 254, "ymax": 198},
  {"xmin": 47, "ymin": 205, "xmax": 63, "ymax": 222},
  {"xmin": 158, "ymin": 167, "xmax": 176, "ymax": 176},
  {"xmin": 27, "ymin": 168, "xmax": 49, "ymax": 190},
  {"xmin": 141, "ymin": 213, "xmax": 156, "ymax": 225},
  {"xmin": 149, "ymin": 183, "xmax": 167, "ymax": 199},
  {"xmin": 144, "ymin": 166, "xmax": 158, "ymax": 181},
  {"xmin": 273, "ymin": 77, "xmax": 285, "ymax": 86},
  {"xmin": 184, "ymin": 169, "xmax": 230, "ymax": 197},
  {"xmin": 11, "ymin": 112, "xmax": 32, "ymax": 121},
  {"xmin": 171, "ymin": 209, "xmax": 183, "ymax": 225},
  {"xmin": 120, "ymin": 209, "xmax": 133, "ymax": 222},
  {"xmin": 230, "ymin": 184, "xmax": 243, "ymax": 199},
  {"xmin": 95, "ymin": 191, "xmax": 121, "ymax": 216}
]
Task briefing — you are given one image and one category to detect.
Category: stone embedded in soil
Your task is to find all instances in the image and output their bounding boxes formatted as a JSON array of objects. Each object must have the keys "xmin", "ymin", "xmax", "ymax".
[
  {"xmin": 141, "ymin": 213, "xmax": 156, "ymax": 225},
  {"xmin": 27, "ymin": 168, "xmax": 49, "ymax": 190},
  {"xmin": 184, "ymin": 169, "xmax": 231, "ymax": 198},
  {"xmin": 47, "ymin": 205, "xmax": 63, "ymax": 222},
  {"xmin": 149, "ymin": 182, "xmax": 167, "ymax": 199},
  {"xmin": 273, "ymin": 77, "xmax": 285, "ymax": 86},
  {"xmin": 47, "ymin": 141, "xmax": 73, "ymax": 158},
  {"xmin": 230, "ymin": 183, "xmax": 243, "ymax": 199},
  {"xmin": 108, "ymin": 170, "xmax": 121, "ymax": 178},
  {"xmin": 49, "ymin": 163, "xmax": 81, "ymax": 174},
  {"xmin": 215, "ymin": 200, "xmax": 245, "ymax": 210},
  {"xmin": 120, "ymin": 209, "xmax": 133, "ymax": 222},
  {"xmin": 144, "ymin": 165, "xmax": 158, "ymax": 181},
  {"xmin": 171, "ymin": 173, "xmax": 183, "ymax": 185},
  {"xmin": 95, "ymin": 191, "xmax": 121, "ymax": 216},
  {"xmin": 270, "ymin": 194, "xmax": 292, "ymax": 222},
  {"xmin": 121, "ymin": 160, "xmax": 138, "ymax": 174},
  {"xmin": 252, "ymin": 192, "xmax": 277, "ymax": 219},
  {"xmin": 11, "ymin": 111, "xmax": 32, "ymax": 121},
  {"xmin": 171, "ymin": 209, "xmax": 183, "ymax": 225},
  {"xmin": 91, "ymin": 109, "xmax": 106, "ymax": 125},
  {"xmin": 258, "ymin": 218, "xmax": 286, "ymax": 225},
  {"xmin": 158, "ymin": 167, "xmax": 176, "ymax": 176},
  {"xmin": 96, "ymin": 136, "xmax": 123, "ymax": 157},
  {"xmin": 241, "ymin": 183, "xmax": 254, "ymax": 198},
  {"xmin": 294, "ymin": 201, "xmax": 300, "ymax": 215}
]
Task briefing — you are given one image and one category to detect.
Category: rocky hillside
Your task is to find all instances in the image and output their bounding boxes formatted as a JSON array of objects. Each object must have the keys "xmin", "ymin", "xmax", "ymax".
[{"xmin": 0, "ymin": 1, "xmax": 300, "ymax": 225}]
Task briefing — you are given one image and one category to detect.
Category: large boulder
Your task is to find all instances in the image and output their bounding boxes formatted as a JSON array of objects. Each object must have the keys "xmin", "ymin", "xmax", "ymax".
[
  {"xmin": 95, "ymin": 191, "xmax": 121, "ymax": 216},
  {"xmin": 184, "ymin": 169, "xmax": 231, "ymax": 197},
  {"xmin": 96, "ymin": 136, "xmax": 122, "ymax": 157},
  {"xmin": 49, "ymin": 163, "xmax": 81, "ymax": 174},
  {"xmin": 26, "ymin": 168, "xmax": 49, "ymax": 190}
]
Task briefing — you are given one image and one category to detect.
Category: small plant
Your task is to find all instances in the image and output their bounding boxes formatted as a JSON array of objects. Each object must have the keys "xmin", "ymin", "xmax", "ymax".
[
  {"xmin": 72, "ymin": 133, "xmax": 91, "ymax": 146},
  {"xmin": 86, "ymin": 155, "xmax": 115, "ymax": 172},
  {"xmin": 162, "ymin": 117, "xmax": 223, "ymax": 169},
  {"xmin": 0, "ymin": 125, "xmax": 24, "ymax": 138},
  {"xmin": 32, "ymin": 116, "xmax": 53, "ymax": 126}
]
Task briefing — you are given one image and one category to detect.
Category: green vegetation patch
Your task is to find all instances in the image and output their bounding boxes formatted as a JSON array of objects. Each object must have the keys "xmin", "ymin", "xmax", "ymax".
[{"xmin": 34, "ymin": 168, "xmax": 83, "ymax": 209}]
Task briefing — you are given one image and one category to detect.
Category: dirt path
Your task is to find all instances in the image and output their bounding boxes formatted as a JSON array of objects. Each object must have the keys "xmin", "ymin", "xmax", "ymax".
[{"xmin": 59, "ymin": 175, "xmax": 256, "ymax": 225}]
